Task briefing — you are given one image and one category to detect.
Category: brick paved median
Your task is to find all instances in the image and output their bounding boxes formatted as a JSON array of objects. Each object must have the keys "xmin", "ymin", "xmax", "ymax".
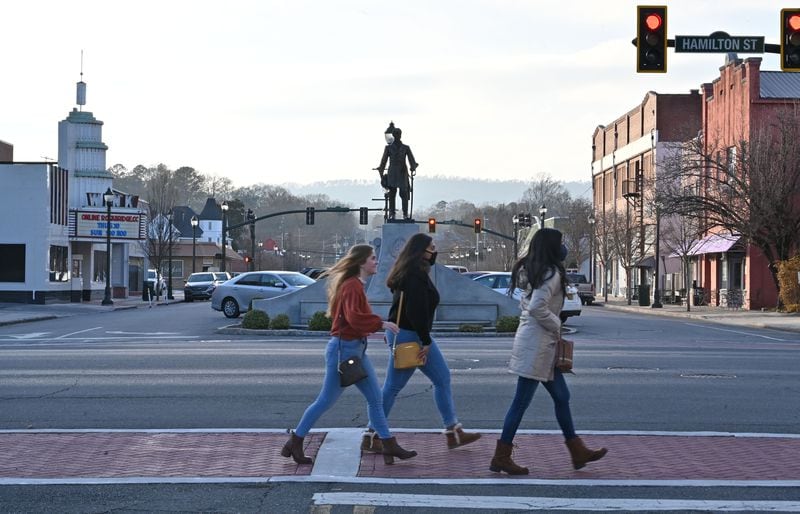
[
  {"xmin": 360, "ymin": 433, "xmax": 800, "ymax": 480},
  {"xmin": 1, "ymin": 430, "xmax": 797, "ymax": 482}
]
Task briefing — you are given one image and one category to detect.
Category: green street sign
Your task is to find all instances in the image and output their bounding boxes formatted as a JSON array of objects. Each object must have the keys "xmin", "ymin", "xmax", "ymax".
[{"xmin": 675, "ymin": 35, "xmax": 764, "ymax": 53}]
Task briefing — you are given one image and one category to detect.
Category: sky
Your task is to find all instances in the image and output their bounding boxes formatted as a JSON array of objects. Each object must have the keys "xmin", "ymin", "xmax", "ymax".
[{"xmin": 1, "ymin": 0, "xmax": 791, "ymax": 189}]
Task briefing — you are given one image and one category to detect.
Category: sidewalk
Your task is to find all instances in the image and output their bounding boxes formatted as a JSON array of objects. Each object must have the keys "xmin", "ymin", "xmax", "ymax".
[
  {"xmin": 0, "ymin": 429, "xmax": 798, "ymax": 485},
  {"xmin": 596, "ymin": 298, "xmax": 800, "ymax": 333},
  {"xmin": 0, "ymin": 293, "xmax": 184, "ymax": 327}
]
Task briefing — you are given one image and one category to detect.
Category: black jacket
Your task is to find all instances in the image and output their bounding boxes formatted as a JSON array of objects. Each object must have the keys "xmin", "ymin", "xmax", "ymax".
[{"xmin": 387, "ymin": 267, "xmax": 439, "ymax": 345}]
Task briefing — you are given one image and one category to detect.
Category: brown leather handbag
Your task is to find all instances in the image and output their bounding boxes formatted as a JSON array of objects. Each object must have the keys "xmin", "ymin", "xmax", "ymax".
[
  {"xmin": 392, "ymin": 291, "xmax": 424, "ymax": 369},
  {"xmin": 555, "ymin": 337, "xmax": 574, "ymax": 373}
]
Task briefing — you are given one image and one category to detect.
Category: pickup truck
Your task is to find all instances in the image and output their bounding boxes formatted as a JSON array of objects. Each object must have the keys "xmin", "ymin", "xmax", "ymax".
[{"xmin": 566, "ymin": 272, "xmax": 595, "ymax": 305}]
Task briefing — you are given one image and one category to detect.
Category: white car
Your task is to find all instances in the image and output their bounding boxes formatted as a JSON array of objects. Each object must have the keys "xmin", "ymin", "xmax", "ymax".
[
  {"xmin": 473, "ymin": 271, "xmax": 581, "ymax": 322},
  {"xmin": 211, "ymin": 271, "xmax": 315, "ymax": 318}
]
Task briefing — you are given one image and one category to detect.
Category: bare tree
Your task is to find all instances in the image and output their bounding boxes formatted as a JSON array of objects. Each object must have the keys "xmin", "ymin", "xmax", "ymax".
[
  {"xmin": 608, "ymin": 206, "xmax": 645, "ymax": 305},
  {"xmin": 560, "ymin": 197, "xmax": 593, "ymax": 270},
  {"xmin": 592, "ymin": 208, "xmax": 616, "ymax": 303},
  {"xmin": 141, "ymin": 164, "xmax": 180, "ymax": 285}
]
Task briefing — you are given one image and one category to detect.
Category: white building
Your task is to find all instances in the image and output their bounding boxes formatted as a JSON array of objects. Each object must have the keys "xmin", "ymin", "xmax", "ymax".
[{"xmin": 0, "ymin": 79, "xmax": 147, "ymax": 303}]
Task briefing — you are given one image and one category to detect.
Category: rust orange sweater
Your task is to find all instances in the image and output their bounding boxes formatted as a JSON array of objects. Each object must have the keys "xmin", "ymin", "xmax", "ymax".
[{"xmin": 330, "ymin": 276, "xmax": 383, "ymax": 339}]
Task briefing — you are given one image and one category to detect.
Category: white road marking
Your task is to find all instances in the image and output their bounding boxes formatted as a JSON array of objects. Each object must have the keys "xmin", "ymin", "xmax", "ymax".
[
  {"xmin": 56, "ymin": 327, "xmax": 102, "ymax": 339},
  {"xmin": 6, "ymin": 332, "xmax": 50, "ymax": 339},
  {"xmin": 684, "ymin": 322, "xmax": 795, "ymax": 341},
  {"xmin": 312, "ymin": 492, "xmax": 800, "ymax": 511},
  {"xmin": 106, "ymin": 331, "xmax": 182, "ymax": 335}
]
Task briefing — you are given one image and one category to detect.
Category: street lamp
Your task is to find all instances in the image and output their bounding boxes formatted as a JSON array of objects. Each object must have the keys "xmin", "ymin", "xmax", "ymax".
[
  {"xmin": 191, "ymin": 215, "xmax": 199, "ymax": 274},
  {"xmin": 539, "ymin": 204, "xmax": 547, "ymax": 228},
  {"xmin": 101, "ymin": 188, "xmax": 114, "ymax": 305},
  {"xmin": 512, "ymin": 214, "xmax": 520, "ymax": 261},
  {"xmin": 167, "ymin": 209, "xmax": 174, "ymax": 300},
  {"xmin": 220, "ymin": 201, "xmax": 228, "ymax": 273},
  {"xmin": 587, "ymin": 212, "xmax": 595, "ymax": 289},
  {"xmin": 247, "ymin": 208, "xmax": 256, "ymax": 272}
]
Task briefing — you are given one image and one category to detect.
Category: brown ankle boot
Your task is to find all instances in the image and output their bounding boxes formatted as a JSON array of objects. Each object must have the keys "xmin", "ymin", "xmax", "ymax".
[
  {"xmin": 565, "ymin": 436, "xmax": 607, "ymax": 470},
  {"xmin": 361, "ymin": 429, "xmax": 383, "ymax": 453},
  {"xmin": 445, "ymin": 423, "xmax": 481, "ymax": 449},
  {"xmin": 489, "ymin": 439, "xmax": 529, "ymax": 475},
  {"xmin": 380, "ymin": 436, "xmax": 417, "ymax": 465},
  {"xmin": 280, "ymin": 431, "xmax": 312, "ymax": 464}
]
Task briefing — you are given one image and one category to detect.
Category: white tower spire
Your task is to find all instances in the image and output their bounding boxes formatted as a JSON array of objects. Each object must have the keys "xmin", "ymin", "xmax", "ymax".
[{"xmin": 76, "ymin": 50, "xmax": 86, "ymax": 110}]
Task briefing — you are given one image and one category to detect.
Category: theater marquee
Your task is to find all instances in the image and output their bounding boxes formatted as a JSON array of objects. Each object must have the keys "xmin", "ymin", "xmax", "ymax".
[{"xmin": 71, "ymin": 211, "xmax": 145, "ymax": 240}]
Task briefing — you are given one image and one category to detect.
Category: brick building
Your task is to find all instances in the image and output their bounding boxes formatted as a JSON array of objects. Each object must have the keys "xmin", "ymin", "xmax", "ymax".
[{"xmin": 591, "ymin": 90, "xmax": 702, "ymax": 302}]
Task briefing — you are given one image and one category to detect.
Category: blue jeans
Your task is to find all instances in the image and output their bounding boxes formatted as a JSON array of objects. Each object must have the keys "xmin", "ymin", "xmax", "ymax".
[
  {"xmin": 500, "ymin": 370, "xmax": 576, "ymax": 444},
  {"xmin": 295, "ymin": 337, "xmax": 392, "ymax": 439},
  {"xmin": 369, "ymin": 328, "xmax": 458, "ymax": 429}
]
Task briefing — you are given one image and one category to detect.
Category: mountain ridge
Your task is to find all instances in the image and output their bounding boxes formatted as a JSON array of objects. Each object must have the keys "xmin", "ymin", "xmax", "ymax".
[{"xmin": 281, "ymin": 176, "xmax": 591, "ymax": 210}]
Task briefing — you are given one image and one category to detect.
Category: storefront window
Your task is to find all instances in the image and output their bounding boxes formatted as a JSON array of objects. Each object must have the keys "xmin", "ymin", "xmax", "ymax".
[
  {"xmin": 49, "ymin": 245, "xmax": 69, "ymax": 282},
  {"xmin": 93, "ymin": 250, "xmax": 107, "ymax": 283},
  {"xmin": 0, "ymin": 244, "xmax": 25, "ymax": 282}
]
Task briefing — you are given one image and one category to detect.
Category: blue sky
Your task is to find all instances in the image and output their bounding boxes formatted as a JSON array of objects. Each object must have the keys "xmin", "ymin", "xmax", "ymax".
[{"xmin": 1, "ymin": 0, "xmax": 789, "ymax": 187}]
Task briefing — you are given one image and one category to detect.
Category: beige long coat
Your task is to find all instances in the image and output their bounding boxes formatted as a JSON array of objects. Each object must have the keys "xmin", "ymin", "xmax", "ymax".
[{"xmin": 508, "ymin": 269, "xmax": 564, "ymax": 382}]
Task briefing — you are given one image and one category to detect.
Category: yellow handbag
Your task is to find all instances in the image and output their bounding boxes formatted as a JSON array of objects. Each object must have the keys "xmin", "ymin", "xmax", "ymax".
[{"xmin": 392, "ymin": 291, "xmax": 424, "ymax": 369}]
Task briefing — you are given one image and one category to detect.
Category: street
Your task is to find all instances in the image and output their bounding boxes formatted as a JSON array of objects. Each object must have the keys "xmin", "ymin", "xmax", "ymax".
[{"xmin": 0, "ymin": 303, "xmax": 799, "ymax": 512}]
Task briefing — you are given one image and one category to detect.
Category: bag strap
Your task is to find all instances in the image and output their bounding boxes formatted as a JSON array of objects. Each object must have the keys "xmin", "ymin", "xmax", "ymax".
[{"xmin": 391, "ymin": 291, "xmax": 404, "ymax": 353}]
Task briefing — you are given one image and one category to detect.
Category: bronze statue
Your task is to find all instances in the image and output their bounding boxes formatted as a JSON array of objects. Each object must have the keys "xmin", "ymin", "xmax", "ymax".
[{"xmin": 376, "ymin": 122, "xmax": 418, "ymax": 220}]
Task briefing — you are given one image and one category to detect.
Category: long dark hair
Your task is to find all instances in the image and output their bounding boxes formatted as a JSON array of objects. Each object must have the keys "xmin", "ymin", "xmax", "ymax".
[
  {"xmin": 510, "ymin": 228, "xmax": 567, "ymax": 297},
  {"xmin": 386, "ymin": 233, "xmax": 432, "ymax": 290}
]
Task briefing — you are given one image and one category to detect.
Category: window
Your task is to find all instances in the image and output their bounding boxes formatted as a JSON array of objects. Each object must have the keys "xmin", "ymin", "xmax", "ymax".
[
  {"xmin": 49, "ymin": 245, "xmax": 69, "ymax": 282},
  {"xmin": 93, "ymin": 250, "xmax": 107, "ymax": 283},
  {"xmin": 160, "ymin": 260, "xmax": 184, "ymax": 279},
  {"xmin": 0, "ymin": 244, "xmax": 25, "ymax": 282}
]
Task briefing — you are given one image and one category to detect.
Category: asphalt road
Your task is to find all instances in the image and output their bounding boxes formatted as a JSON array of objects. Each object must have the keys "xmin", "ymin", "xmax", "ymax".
[{"xmin": 0, "ymin": 302, "xmax": 799, "ymax": 512}]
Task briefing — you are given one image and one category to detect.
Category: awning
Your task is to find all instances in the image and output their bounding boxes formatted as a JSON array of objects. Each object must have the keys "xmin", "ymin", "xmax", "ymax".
[
  {"xmin": 688, "ymin": 233, "xmax": 741, "ymax": 255},
  {"xmin": 636, "ymin": 256, "xmax": 655, "ymax": 268}
]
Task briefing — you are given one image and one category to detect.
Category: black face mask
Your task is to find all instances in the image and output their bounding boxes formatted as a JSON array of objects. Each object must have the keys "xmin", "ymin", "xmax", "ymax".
[
  {"xmin": 559, "ymin": 244, "xmax": 568, "ymax": 262},
  {"xmin": 425, "ymin": 250, "xmax": 438, "ymax": 265}
]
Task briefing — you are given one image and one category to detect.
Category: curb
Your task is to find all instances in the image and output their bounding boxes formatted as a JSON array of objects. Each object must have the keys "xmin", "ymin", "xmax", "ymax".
[{"xmin": 0, "ymin": 315, "xmax": 59, "ymax": 327}]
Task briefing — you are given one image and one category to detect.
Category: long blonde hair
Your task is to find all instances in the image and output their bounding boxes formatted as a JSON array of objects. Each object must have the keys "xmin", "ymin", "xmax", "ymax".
[{"xmin": 322, "ymin": 244, "xmax": 374, "ymax": 316}]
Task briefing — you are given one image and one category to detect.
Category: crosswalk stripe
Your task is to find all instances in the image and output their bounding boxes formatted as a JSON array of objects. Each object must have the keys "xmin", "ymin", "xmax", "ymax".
[{"xmin": 312, "ymin": 492, "xmax": 800, "ymax": 511}]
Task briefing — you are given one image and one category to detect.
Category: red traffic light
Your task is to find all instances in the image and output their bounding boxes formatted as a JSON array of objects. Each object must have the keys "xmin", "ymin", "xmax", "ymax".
[
  {"xmin": 789, "ymin": 14, "xmax": 800, "ymax": 32},
  {"xmin": 644, "ymin": 13, "xmax": 662, "ymax": 31},
  {"xmin": 473, "ymin": 218, "xmax": 482, "ymax": 233},
  {"xmin": 427, "ymin": 218, "xmax": 436, "ymax": 233}
]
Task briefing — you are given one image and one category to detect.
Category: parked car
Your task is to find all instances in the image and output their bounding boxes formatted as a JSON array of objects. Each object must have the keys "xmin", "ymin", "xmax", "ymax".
[
  {"xmin": 211, "ymin": 271, "xmax": 316, "ymax": 318},
  {"xmin": 473, "ymin": 271, "xmax": 582, "ymax": 322},
  {"xmin": 145, "ymin": 269, "xmax": 167, "ymax": 297},
  {"xmin": 472, "ymin": 272, "xmax": 524, "ymax": 300},
  {"xmin": 445, "ymin": 265, "xmax": 469, "ymax": 273},
  {"xmin": 566, "ymin": 272, "xmax": 595, "ymax": 305},
  {"xmin": 184, "ymin": 271, "xmax": 231, "ymax": 302}
]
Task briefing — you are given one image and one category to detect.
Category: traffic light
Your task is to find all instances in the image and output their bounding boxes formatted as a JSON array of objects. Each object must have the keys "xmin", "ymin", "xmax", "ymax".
[
  {"xmin": 359, "ymin": 207, "xmax": 369, "ymax": 225},
  {"xmin": 636, "ymin": 5, "xmax": 667, "ymax": 73},
  {"xmin": 523, "ymin": 213, "xmax": 532, "ymax": 227},
  {"xmin": 428, "ymin": 218, "xmax": 436, "ymax": 233},
  {"xmin": 305, "ymin": 207, "xmax": 315, "ymax": 225},
  {"xmin": 781, "ymin": 8, "xmax": 800, "ymax": 71},
  {"xmin": 473, "ymin": 218, "xmax": 482, "ymax": 233}
]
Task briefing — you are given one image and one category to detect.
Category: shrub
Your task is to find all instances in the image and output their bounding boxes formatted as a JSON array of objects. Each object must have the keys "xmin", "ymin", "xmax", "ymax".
[
  {"xmin": 458, "ymin": 323, "xmax": 484, "ymax": 333},
  {"xmin": 242, "ymin": 309, "xmax": 270, "ymax": 329},
  {"xmin": 270, "ymin": 313, "xmax": 291, "ymax": 330},
  {"xmin": 778, "ymin": 256, "xmax": 800, "ymax": 312},
  {"xmin": 495, "ymin": 315, "xmax": 520, "ymax": 333},
  {"xmin": 308, "ymin": 311, "xmax": 332, "ymax": 331}
]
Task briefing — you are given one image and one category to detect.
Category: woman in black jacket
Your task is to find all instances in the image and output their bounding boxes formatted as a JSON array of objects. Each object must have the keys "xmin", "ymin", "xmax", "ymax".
[{"xmin": 361, "ymin": 233, "xmax": 481, "ymax": 453}]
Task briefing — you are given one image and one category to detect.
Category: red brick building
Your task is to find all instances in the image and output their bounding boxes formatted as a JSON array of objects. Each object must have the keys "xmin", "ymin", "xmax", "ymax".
[{"xmin": 696, "ymin": 57, "xmax": 800, "ymax": 309}]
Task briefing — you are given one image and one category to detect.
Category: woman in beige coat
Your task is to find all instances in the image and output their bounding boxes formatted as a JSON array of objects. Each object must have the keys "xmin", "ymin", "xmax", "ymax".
[{"xmin": 490, "ymin": 228, "xmax": 607, "ymax": 475}]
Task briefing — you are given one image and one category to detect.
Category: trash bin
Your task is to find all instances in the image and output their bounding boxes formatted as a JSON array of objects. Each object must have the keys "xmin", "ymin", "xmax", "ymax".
[{"xmin": 638, "ymin": 284, "xmax": 651, "ymax": 306}]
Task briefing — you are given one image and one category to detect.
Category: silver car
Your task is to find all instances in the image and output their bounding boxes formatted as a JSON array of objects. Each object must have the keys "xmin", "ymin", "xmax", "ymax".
[{"xmin": 211, "ymin": 271, "xmax": 315, "ymax": 318}]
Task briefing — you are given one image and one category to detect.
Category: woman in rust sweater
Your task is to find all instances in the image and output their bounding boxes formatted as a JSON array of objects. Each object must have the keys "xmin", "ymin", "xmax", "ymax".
[{"xmin": 282, "ymin": 244, "xmax": 418, "ymax": 465}]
